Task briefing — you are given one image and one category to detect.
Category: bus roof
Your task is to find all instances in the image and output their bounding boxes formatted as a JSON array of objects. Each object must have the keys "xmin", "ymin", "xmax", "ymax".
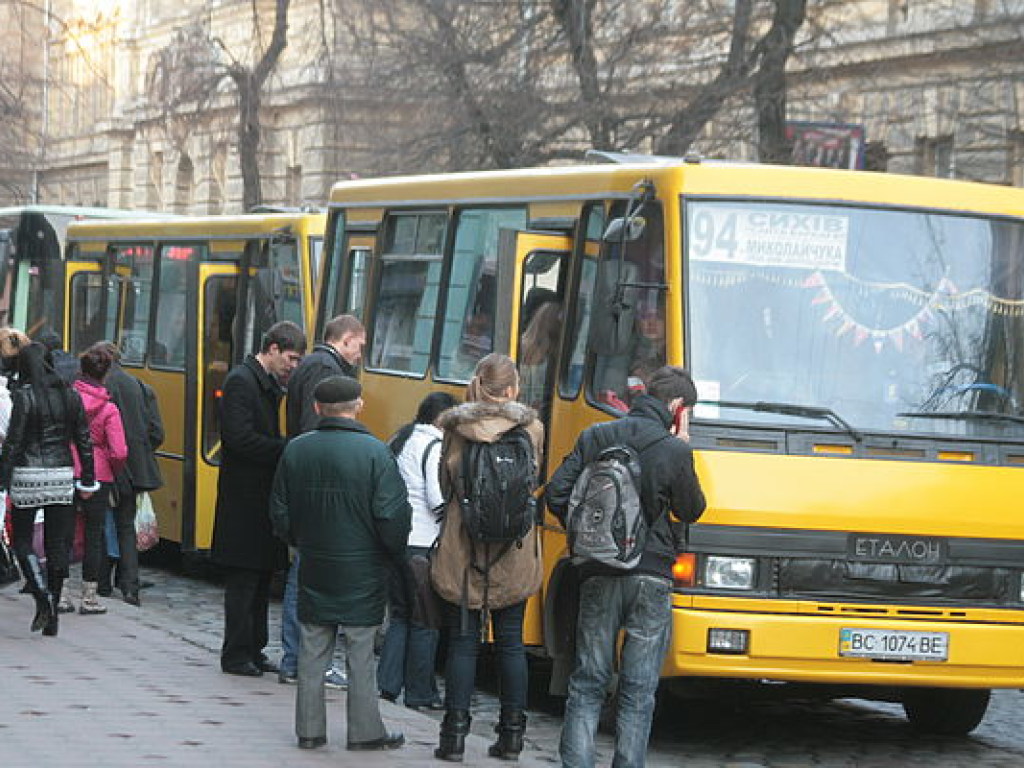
[
  {"xmin": 66, "ymin": 212, "xmax": 327, "ymax": 242},
  {"xmin": 326, "ymin": 159, "xmax": 1024, "ymax": 219},
  {"xmin": 0, "ymin": 205, "xmax": 173, "ymax": 220}
]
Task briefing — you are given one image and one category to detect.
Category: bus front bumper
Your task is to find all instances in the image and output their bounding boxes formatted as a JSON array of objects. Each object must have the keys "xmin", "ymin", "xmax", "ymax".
[{"xmin": 666, "ymin": 603, "xmax": 1024, "ymax": 688}]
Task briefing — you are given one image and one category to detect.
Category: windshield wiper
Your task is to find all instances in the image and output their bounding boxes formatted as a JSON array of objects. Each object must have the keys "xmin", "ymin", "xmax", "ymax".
[
  {"xmin": 704, "ymin": 400, "xmax": 863, "ymax": 442},
  {"xmin": 896, "ymin": 410, "xmax": 1024, "ymax": 426}
]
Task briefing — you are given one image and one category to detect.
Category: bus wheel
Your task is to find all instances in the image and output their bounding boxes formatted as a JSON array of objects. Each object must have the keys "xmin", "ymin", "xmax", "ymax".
[{"xmin": 902, "ymin": 687, "xmax": 990, "ymax": 736}]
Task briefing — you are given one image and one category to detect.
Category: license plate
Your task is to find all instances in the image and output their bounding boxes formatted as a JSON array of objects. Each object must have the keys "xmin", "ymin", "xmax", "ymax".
[{"xmin": 839, "ymin": 628, "xmax": 948, "ymax": 661}]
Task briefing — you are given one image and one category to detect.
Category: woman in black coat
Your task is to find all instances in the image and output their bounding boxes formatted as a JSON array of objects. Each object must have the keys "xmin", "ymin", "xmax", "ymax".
[{"xmin": 1, "ymin": 342, "xmax": 96, "ymax": 637}]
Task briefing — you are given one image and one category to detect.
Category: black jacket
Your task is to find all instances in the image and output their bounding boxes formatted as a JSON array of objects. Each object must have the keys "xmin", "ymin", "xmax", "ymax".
[
  {"xmin": 210, "ymin": 355, "xmax": 287, "ymax": 571},
  {"xmin": 106, "ymin": 365, "xmax": 165, "ymax": 492},
  {"xmin": 0, "ymin": 383, "xmax": 95, "ymax": 489},
  {"xmin": 545, "ymin": 394, "xmax": 705, "ymax": 580},
  {"xmin": 285, "ymin": 343, "xmax": 356, "ymax": 438}
]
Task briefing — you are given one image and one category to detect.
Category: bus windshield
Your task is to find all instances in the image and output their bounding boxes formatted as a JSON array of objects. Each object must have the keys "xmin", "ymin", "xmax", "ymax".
[{"xmin": 685, "ymin": 200, "xmax": 1024, "ymax": 438}]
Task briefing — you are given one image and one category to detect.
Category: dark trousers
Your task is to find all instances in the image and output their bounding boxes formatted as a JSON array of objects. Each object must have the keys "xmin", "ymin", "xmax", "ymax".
[
  {"xmin": 377, "ymin": 545, "xmax": 441, "ymax": 706},
  {"xmin": 103, "ymin": 485, "xmax": 140, "ymax": 592},
  {"xmin": 441, "ymin": 599, "xmax": 528, "ymax": 711},
  {"xmin": 10, "ymin": 503, "xmax": 75, "ymax": 579},
  {"xmin": 78, "ymin": 483, "xmax": 113, "ymax": 583},
  {"xmin": 221, "ymin": 566, "xmax": 272, "ymax": 670}
]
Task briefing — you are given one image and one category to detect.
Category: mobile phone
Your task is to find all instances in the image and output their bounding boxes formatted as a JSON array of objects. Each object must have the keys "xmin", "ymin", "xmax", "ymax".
[{"xmin": 672, "ymin": 404, "xmax": 687, "ymax": 435}]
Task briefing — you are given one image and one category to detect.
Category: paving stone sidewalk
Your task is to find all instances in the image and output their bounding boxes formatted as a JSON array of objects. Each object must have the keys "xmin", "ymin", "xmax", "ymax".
[{"xmin": 0, "ymin": 567, "xmax": 558, "ymax": 767}]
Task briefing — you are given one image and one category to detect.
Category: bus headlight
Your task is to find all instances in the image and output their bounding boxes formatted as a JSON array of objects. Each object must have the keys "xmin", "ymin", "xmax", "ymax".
[{"xmin": 705, "ymin": 556, "xmax": 756, "ymax": 590}]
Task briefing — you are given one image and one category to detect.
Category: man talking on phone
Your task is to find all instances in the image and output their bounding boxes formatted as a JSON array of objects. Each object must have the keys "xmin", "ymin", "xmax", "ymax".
[{"xmin": 545, "ymin": 365, "xmax": 706, "ymax": 768}]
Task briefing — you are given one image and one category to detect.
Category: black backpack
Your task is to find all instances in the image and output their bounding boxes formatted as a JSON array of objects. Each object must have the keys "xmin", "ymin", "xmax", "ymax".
[{"xmin": 459, "ymin": 425, "xmax": 538, "ymax": 544}]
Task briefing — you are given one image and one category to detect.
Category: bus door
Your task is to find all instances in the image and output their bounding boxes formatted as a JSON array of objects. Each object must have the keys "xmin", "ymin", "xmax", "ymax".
[
  {"xmin": 504, "ymin": 230, "xmax": 571, "ymax": 649},
  {"xmin": 507, "ymin": 231, "xmax": 572, "ymax": 475},
  {"xmin": 194, "ymin": 258, "xmax": 242, "ymax": 551},
  {"xmin": 145, "ymin": 243, "xmax": 198, "ymax": 548}
]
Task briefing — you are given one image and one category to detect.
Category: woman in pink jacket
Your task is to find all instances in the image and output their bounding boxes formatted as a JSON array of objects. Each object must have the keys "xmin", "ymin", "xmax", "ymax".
[{"xmin": 73, "ymin": 343, "xmax": 128, "ymax": 614}]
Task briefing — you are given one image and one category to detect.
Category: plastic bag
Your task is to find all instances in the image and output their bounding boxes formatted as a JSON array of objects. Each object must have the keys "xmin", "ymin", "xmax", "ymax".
[{"xmin": 135, "ymin": 492, "xmax": 159, "ymax": 552}]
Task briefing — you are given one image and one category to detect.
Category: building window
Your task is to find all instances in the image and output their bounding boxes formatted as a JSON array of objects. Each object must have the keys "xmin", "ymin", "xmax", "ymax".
[
  {"xmin": 916, "ymin": 136, "xmax": 954, "ymax": 179},
  {"xmin": 1011, "ymin": 131, "xmax": 1024, "ymax": 188},
  {"xmin": 887, "ymin": 0, "xmax": 909, "ymax": 32},
  {"xmin": 287, "ymin": 165, "xmax": 302, "ymax": 205}
]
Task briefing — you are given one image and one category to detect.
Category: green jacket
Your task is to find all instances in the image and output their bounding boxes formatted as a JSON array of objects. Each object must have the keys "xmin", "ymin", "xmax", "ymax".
[{"xmin": 269, "ymin": 416, "xmax": 411, "ymax": 626}]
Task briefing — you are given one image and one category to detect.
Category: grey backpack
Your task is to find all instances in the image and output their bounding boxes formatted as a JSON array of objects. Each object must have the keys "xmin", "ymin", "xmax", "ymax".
[{"xmin": 566, "ymin": 437, "xmax": 664, "ymax": 569}]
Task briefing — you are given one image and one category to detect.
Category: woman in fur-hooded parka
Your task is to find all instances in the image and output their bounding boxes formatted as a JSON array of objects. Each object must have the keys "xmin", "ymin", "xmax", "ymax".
[
  {"xmin": 429, "ymin": 353, "xmax": 543, "ymax": 762},
  {"xmin": 430, "ymin": 398, "xmax": 544, "ymax": 610}
]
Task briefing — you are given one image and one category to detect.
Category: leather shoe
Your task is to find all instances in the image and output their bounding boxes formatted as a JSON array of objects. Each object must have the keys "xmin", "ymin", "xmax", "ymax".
[
  {"xmin": 298, "ymin": 736, "xmax": 327, "ymax": 750},
  {"xmin": 222, "ymin": 662, "xmax": 262, "ymax": 677},
  {"xmin": 347, "ymin": 731, "xmax": 404, "ymax": 751},
  {"xmin": 255, "ymin": 657, "xmax": 279, "ymax": 674}
]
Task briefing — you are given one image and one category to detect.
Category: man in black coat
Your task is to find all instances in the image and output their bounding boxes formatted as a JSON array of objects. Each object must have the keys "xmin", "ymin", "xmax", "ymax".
[
  {"xmin": 284, "ymin": 314, "xmax": 365, "ymax": 437},
  {"xmin": 546, "ymin": 366, "xmax": 706, "ymax": 768},
  {"xmin": 99, "ymin": 342, "xmax": 165, "ymax": 605},
  {"xmin": 211, "ymin": 320, "xmax": 306, "ymax": 677},
  {"xmin": 277, "ymin": 314, "xmax": 365, "ymax": 686}
]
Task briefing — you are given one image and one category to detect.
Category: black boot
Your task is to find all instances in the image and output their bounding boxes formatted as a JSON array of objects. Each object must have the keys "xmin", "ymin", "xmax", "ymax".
[
  {"xmin": 435, "ymin": 709, "xmax": 471, "ymax": 762},
  {"xmin": 488, "ymin": 708, "xmax": 526, "ymax": 760},
  {"xmin": 43, "ymin": 575, "xmax": 63, "ymax": 637},
  {"xmin": 17, "ymin": 553, "xmax": 53, "ymax": 633}
]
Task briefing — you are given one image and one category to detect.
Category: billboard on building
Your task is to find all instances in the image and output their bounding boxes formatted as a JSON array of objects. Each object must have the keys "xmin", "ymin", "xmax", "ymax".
[{"xmin": 786, "ymin": 121, "xmax": 866, "ymax": 170}]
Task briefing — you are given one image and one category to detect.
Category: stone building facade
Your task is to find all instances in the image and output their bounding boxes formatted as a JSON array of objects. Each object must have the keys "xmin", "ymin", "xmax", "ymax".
[{"xmin": 5, "ymin": 0, "xmax": 1024, "ymax": 211}]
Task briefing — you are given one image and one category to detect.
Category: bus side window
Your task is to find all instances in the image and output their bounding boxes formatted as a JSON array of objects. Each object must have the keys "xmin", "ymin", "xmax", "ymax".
[
  {"xmin": 319, "ymin": 211, "xmax": 346, "ymax": 325},
  {"xmin": 115, "ymin": 245, "xmax": 154, "ymax": 366},
  {"xmin": 345, "ymin": 247, "xmax": 370, "ymax": 320},
  {"xmin": 437, "ymin": 207, "xmax": 528, "ymax": 381},
  {"xmin": 368, "ymin": 212, "xmax": 445, "ymax": 375},
  {"xmin": 561, "ymin": 204, "xmax": 605, "ymax": 400},
  {"xmin": 264, "ymin": 238, "xmax": 303, "ymax": 328},
  {"xmin": 590, "ymin": 202, "xmax": 666, "ymax": 413},
  {"xmin": 152, "ymin": 246, "xmax": 192, "ymax": 369}
]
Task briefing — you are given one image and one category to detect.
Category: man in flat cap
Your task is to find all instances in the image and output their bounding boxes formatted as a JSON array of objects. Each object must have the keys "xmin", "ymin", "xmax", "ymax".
[{"xmin": 270, "ymin": 375, "xmax": 411, "ymax": 752}]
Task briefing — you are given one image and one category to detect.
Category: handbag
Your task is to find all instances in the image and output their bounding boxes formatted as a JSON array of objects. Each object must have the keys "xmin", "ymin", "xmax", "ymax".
[
  {"xmin": 9, "ymin": 465, "xmax": 75, "ymax": 508},
  {"xmin": 408, "ymin": 552, "xmax": 444, "ymax": 630},
  {"xmin": 135, "ymin": 492, "xmax": 159, "ymax": 552}
]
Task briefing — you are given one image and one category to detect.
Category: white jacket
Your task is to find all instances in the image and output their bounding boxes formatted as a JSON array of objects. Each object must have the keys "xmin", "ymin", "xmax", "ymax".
[{"xmin": 396, "ymin": 423, "xmax": 445, "ymax": 548}]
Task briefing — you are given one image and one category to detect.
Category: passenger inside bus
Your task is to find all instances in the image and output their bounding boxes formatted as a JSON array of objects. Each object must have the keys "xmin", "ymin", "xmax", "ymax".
[{"xmin": 518, "ymin": 298, "xmax": 562, "ymax": 420}]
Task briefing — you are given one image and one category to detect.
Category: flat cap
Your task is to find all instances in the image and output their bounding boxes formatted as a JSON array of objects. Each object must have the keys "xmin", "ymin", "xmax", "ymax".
[{"xmin": 314, "ymin": 375, "xmax": 361, "ymax": 404}]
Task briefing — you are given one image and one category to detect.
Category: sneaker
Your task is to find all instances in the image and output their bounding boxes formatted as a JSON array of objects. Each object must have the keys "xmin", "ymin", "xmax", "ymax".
[
  {"xmin": 278, "ymin": 671, "xmax": 298, "ymax": 685},
  {"xmin": 56, "ymin": 596, "xmax": 75, "ymax": 614},
  {"xmin": 324, "ymin": 667, "xmax": 348, "ymax": 689}
]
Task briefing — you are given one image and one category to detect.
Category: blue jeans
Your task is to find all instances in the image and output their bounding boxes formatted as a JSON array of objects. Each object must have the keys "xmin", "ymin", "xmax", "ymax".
[
  {"xmin": 281, "ymin": 552, "xmax": 347, "ymax": 677},
  {"xmin": 442, "ymin": 599, "xmax": 527, "ymax": 711},
  {"xmin": 280, "ymin": 554, "xmax": 301, "ymax": 676},
  {"xmin": 559, "ymin": 573, "xmax": 673, "ymax": 768},
  {"xmin": 377, "ymin": 546, "xmax": 440, "ymax": 705}
]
